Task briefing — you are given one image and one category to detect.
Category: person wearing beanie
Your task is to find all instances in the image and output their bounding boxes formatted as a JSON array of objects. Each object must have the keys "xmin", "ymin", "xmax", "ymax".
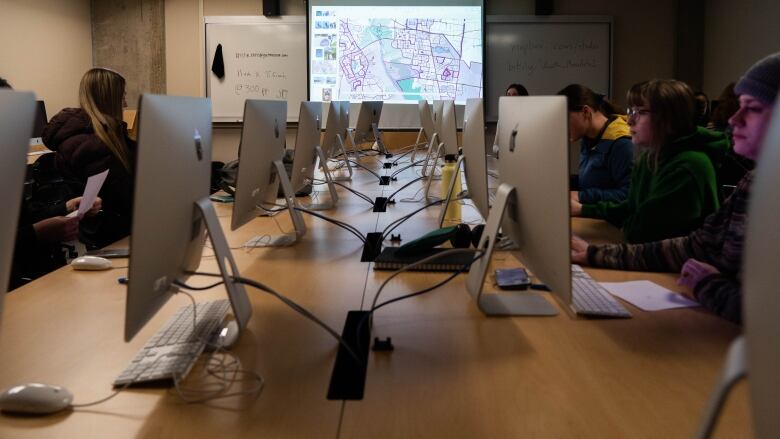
[
  {"xmin": 571, "ymin": 52, "xmax": 780, "ymax": 324},
  {"xmin": 571, "ymin": 79, "xmax": 728, "ymax": 244},
  {"xmin": 558, "ymin": 83, "xmax": 634, "ymax": 204}
]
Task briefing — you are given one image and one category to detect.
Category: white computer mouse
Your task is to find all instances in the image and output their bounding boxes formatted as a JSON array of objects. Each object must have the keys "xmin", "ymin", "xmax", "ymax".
[
  {"xmin": 70, "ymin": 255, "xmax": 112, "ymax": 271},
  {"xmin": 0, "ymin": 383, "xmax": 73, "ymax": 415}
]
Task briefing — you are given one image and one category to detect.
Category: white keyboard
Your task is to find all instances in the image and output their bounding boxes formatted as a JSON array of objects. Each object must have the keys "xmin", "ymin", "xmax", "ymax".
[
  {"xmin": 571, "ymin": 265, "xmax": 632, "ymax": 318},
  {"xmin": 114, "ymin": 299, "xmax": 231, "ymax": 386}
]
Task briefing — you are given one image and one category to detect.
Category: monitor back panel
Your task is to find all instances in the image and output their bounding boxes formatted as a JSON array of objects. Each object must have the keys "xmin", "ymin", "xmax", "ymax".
[
  {"xmin": 127, "ymin": 94, "xmax": 213, "ymax": 341},
  {"xmin": 0, "ymin": 91, "xmax": 36, "ymax": 321},
  {"xmin": 461, "ymin": 98, "xmax": 489, "ymax": 220},
  {"xmin": 231, "ymin": 99, "xmax": 287, "ymax": 231},
  {"xmin": 496, "ymin": 96, "xmax": 571, "ymax": 304},
  {"xmin": 291, "ymin": 101, "xmax": 323, "ymax": 193}
]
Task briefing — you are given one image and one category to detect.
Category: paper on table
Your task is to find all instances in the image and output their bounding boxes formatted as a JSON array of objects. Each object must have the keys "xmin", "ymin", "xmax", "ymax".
[
  {"xmin": 78, "ymin": 169, "xmax": 109, "ymax": 217},
  {"xmin": 599, "ymin": 280, "xmax": 700, "ymax": 311}
]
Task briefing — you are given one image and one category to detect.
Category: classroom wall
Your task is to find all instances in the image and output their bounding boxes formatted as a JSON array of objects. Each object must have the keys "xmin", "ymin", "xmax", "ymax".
[
  {"xmin": 92, "ymin": 0, "xmax": 166, "ymax": 109},
  {"xmin": 702, "ymin": 0, "xmax": 780, "ymax": 98},
  {"xmin": 0, "ymin": 0, "xmax": 93, "ymax": 117}
]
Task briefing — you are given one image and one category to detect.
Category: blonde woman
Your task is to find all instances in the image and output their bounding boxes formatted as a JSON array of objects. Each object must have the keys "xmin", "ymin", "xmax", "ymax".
[{"xmin": 43, "ymin": 68, "xmax": 135, "ymax": 247}]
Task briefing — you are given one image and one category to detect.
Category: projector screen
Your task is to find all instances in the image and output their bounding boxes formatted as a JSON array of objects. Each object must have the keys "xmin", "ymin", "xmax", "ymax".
[{"xmin": 308, "ymin": 0, "xmax": 483, "ymax": 115}]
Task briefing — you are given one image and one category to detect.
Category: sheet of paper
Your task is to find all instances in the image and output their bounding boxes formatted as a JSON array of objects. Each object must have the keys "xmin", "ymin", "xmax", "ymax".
[
  {"xmin": 599, "ymin": 280, "xmax": 700, "ymax": 311},
  {"xmin": 78, "ymin": 169, "xmax": 109, "ymax": 217}
]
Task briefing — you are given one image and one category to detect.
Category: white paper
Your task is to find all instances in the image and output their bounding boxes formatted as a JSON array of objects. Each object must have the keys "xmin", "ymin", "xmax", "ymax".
[
  {"xmin": 599, "ymin": 280, "xmax": 700, "ymax": 311},
  {"xmin": 78, "ymin": 169, "xmax": 109, "ymax": 217}
]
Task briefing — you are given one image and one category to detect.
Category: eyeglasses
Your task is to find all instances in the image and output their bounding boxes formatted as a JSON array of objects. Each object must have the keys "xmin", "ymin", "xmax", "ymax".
[{"xmin": 627, "ymin": 107, "xmax": 652, "ymax": 119}]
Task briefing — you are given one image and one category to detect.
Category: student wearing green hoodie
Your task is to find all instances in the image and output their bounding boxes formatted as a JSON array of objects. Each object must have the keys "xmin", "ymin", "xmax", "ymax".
[
  {"xmin": 571, "ymin": 79, "xmax": 729, "ymax": 244},
  {"xmin": 558, "ymin": 84, "xmax": 634, "ymax": 204}
]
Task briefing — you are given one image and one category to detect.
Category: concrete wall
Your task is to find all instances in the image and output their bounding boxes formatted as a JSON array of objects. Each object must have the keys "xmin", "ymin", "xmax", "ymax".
[
  {"xmin": 0, "ymin": 0, "xmax": 93, "ymax": 116},
  {"xmin": 703, "ymin": 0, "xmax": 780, "ymax": 98},
  {"xmin": 92, "ymin": 0, "xmax": 166, "ymax": 109}
]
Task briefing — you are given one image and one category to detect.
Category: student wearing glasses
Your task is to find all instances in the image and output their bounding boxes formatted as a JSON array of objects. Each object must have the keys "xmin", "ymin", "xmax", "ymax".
[
  {"xmin": 572, "ymin": 53, "xmax": 779, "ymax": 323},
  {"xmin": 571, "ymin": 79, "xmax": 728, "ymax": 243},
  {"xmin": 558, "ymin": 84, "xmax": 634, "ymax": 204}
]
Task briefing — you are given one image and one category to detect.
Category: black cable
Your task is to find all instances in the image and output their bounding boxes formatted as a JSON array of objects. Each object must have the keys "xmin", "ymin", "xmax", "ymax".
[
  {"xmin": 257, "ymin": 203, "xmax": 287, "ymax": 214},
  {"xmin": 331, "ymin": 181, "xmax": 375, "ymax": 206},
  {"xmin": 391, "ymin": 158, "xmax": 429, "ymax": 178},
  {"xmin": 174, "ymin": 279, "xmax": 225, "ymax": 291},
  {"xmin": 185, "ymin": 271, "xmax": 364, "ymax": 366},
  {"xmin": 293, "ymin": 206, "xmax": 367, "ymax": 243},
  {"xmin": 385, "ymin": 175, "xmax": 426, "ymax": 201},
  {"xmin": 381, "ymin": 199, "xmax": 445, "ymax": 241},
  {"xmin": 390, "ymin": 148, "xmax": 416, "ymax": 165},
  {"xmin": 356, "ymin": 252, "xmax": 484, "ymax": 348},
  {"xmin": 346, "ymin": 160, "xmax": 382, "ymax": 180}
]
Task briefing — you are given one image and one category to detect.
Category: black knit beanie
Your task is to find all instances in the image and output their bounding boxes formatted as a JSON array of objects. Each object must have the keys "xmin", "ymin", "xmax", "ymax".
[{"xmin": 735, "ymin": 52, "xmax": 780, "ymax": 105}]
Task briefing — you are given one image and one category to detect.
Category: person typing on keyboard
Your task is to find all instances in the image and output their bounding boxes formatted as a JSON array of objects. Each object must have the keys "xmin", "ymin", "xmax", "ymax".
[{"xmin": 572, "ymin": 52, "xmax": 780, "ymax": 325}]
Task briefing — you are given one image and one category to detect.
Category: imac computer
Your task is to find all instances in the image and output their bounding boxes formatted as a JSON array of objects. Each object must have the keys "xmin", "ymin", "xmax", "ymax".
[
  {"xmin": 126, "ymin": 94, "xmax": 252, "ymax": 344},
  {"xmin": 322, "ymin": 101, "xmax": 353, "ymax": 181},
  {"xmin": 349, "ymin": 101, "xmax": 386, "ymax": 154},
  {"xmin": 423, "ymin": 100, "xmax": 459, "ymax": 200},
  {"xmin": 29, "ymin": 100, "xmax": 48, "ymax": 146},
  {"xmin": 414, "ymin": 100, "xmax": 438, "ymax": 165},
  {"xmin": 422, "ymin": 100, "xmax": 450, "ymax": 178},
  {"xmin": 439, "ymin": 100, "xmax": 459, "ymax": 156},
  {"xmin": 439, "ymin": 98, "xmax": 489, "ymax": 226},
  {"xmin": 0, "ymin": 90, "xmax": 37, "ymax": 323},
  {"xmin": 230, "ymin": 99, "xmax": 305, "ymax": 246},
  {"xmin": 290, "ymin": 101, "xmax": 339, "ymax": 209},
  {"xmin": 465, "ymin": 96, "xmax": 570, "ymax": 316}
]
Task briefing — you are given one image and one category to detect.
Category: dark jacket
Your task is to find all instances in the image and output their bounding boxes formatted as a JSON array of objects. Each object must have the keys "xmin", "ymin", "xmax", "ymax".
[
  {"xmin": 9, "ymin": 201, "xmax": 68, "ymax": 291},
  {"xmin": 576, "ymin": 115, "xmax": 634, "ymax": 203},
  {"xmin": 42, "ymin": 108, "xmax": 136, "ymax": 247},
  {"xmin": 581, "ymin": 126, "xmax": 728, "ymax": 243}
]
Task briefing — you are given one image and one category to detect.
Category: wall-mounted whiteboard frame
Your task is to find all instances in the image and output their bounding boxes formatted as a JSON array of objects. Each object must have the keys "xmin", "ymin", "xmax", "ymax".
[
  {"xmin": 486, "ymin": 15, "xmax": 613, "ymax": 122},
  {"xmin": 205, "ymin": 16, "xmax": 307, "ymax": 122}
]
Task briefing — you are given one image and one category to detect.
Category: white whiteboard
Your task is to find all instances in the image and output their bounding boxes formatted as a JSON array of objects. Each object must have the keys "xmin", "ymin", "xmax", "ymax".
[
  {"xmin": 205, "ymin": 16, "xmax": 306, "ymax": 122},
  {"xmin": 486, "ymin": 16, "xmax": 612, "ymax": 121}
]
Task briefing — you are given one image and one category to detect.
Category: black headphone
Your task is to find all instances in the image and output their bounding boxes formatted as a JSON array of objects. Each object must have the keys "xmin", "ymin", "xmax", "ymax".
[{"xmin": 395, "ymin": 224, "xmax": 485, "ymax": 257}]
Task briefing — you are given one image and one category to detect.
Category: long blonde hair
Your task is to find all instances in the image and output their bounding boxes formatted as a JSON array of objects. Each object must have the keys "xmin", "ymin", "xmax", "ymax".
[{"xmin": 79, "ymin": 68, "xmax": 130, "ymax": 171}]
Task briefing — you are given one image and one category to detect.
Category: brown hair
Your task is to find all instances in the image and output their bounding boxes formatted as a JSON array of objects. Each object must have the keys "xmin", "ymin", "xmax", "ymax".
[
  {"xmin": 627, "ymin": 79, "xmax": 696, "ymax": 150},
  {"xmin": 557, "ymin": 84, "xmax": 622, "ymax": 115},
  {"xmin": 709, "ymin": 82, "xmax": 739, "ymax": 130},
  {"xmin": 79, "ymin": 68, "xmax": 130, "ymax": 171}
]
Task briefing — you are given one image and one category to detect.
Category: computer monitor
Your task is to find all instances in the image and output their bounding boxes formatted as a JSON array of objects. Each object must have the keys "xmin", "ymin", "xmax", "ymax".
[
  {"xmin": 418, "ymin": 100, "xmax": 436, "ymax": 143},
  {"xmin": 126, "ymin": 94, "xmax": 251, "ymax": 342},
  {"xmin": 432, "ymin": 100, "xmax": 445, "ymax": 135},
  {"xmin": 352, "ymin": 101, "xmax": 382, "ymax": 144},
  {"xmin": 439, "ymin": 100, "xmax": 459, "ymax": 156},
  {"xmin": 0, "ymin": 90, "xmax": 37, "ymax": 323},
  {"xmin": 466, "ymin": 96, "xmax": 570, "ymax": 316},
  {"xmin": 440, "ymin": 98, "xmax": 489, "ymax": 226},
  {"xmin": 30, "ymin": 100, "xmax": 48, "ymax": 145},
  {"xmin": 338, "ymin": 100, "xmax": 350, "ymax": 143},
  {"xmin": 230, "ymin": 99, "xmax": 305, "ymax": 245},
  {"xmin": 290, "ymin": 101, "xmax": 338, "ymax": 209},
  {"xmin": 290, "ymin": 101, "xmax": 324, "ymax": 193},
  {"xmin": 321, "ymin": 101, "xmax": 342, "ymax": 158},
  {"xmin": 743, "ymin": 99, "xmax": 780, "ymax": 439}
]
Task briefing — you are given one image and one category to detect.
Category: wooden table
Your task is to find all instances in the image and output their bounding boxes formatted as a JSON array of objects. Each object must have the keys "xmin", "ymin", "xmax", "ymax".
[{"xmin": 0, "ymin": 145, "xmax": 749, "ymax": 438}]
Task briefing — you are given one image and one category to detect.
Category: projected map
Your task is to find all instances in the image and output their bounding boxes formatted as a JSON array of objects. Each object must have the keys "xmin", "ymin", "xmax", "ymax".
[{"xmin": 310, "ymin": 6, "xmax": 483, "ymax": 103}]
